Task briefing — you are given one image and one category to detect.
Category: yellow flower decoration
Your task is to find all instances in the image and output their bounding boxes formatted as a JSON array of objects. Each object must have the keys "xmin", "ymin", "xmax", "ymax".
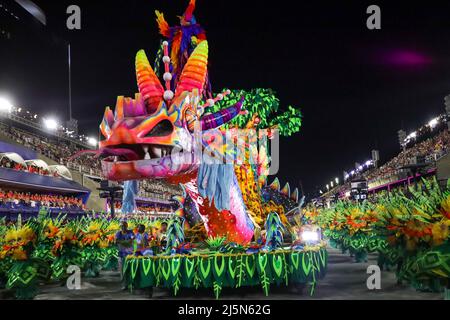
[
  {"xmin": 87, "ymin": 221, "xmax": 102, "ymax": 232},
  {"xmin": 431, "ymin": 220, "xmax": 450, "ymax": 246}
]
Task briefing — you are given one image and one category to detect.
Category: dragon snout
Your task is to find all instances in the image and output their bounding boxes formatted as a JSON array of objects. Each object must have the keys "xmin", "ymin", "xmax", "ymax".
[{"xmin": 106, "ymin": 126, "xmax": 136, "ymax": 145}]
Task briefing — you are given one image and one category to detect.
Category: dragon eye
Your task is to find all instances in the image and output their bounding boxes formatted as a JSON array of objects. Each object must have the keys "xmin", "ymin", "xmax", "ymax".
[{"xmin": 145, "ymin": 120, "xmax": 173, "ymax": 137}]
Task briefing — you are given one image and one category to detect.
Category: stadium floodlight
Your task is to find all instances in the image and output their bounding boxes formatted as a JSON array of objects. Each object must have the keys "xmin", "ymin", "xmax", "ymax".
[
  {"xmin": 365, "ymin": 160, "xmax": 372, "ymax": 166},
  {"xmin": 43, "ymin": 117, "xmax": 58, "ymax": 130},
  {"xmin": 351, "ymin": 170, "xmax": 355, "ymax": 175},
  {"xmin": 87, "ymin": 137, "xmax": 98, "ymax": 147},
  {"xmin": 326, "ymin": 184, "xmax": 329, "ymax": 190},
  {"xmin": 0, "ymin": 97, "xmax": 13, "ymax": 113},
  {"xmin": 330, "ymin": 181, "xmax": 334, "ymax": 188},
  {"xmin": 335, "ymin": 177, "xmax": 339, "ymax": 184},
  {"xmin": 407, "ymin": 131, "xmax": 417, "ymax": 139},
  {"xmin": 428, "ymin": 117, "xmax": 439, "ymax": 129},
  {"xmin": 301, "ymin": 230, "xmax": 320, "ymax": 244}
]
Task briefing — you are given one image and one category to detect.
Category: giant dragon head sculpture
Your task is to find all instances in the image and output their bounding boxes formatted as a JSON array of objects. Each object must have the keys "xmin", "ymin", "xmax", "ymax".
[{"xmin": 98, "ymin": 41, "xmax": 244, "ymax": 181}]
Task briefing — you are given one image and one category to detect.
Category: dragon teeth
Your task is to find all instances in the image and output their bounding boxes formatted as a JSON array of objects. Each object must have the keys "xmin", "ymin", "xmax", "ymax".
[
  {"xmin": 151, "ymin": 146, "xmax": 162, "ymax": 158},
  {"xmin": 144, "ymin": 145, "xmax": 176, "ymax": 159},
  {"xmin": 143, "ymin": 146, "xmax": 151, "ymax": 159}
]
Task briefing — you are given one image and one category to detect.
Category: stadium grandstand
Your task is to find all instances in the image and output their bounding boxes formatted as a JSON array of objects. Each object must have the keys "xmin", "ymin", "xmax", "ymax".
[
  {"xmin": 316, "ymin": 100, "xmax": 450, "ymax": 206},
  {"xmin": 0, "ymin": 102, "xmax": 181, "ymax": 219}
]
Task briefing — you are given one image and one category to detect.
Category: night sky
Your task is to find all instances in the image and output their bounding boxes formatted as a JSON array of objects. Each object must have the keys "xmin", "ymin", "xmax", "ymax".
[{"xmin": 2, "ymin": 0, "xmax": 450, "ymax": 198}]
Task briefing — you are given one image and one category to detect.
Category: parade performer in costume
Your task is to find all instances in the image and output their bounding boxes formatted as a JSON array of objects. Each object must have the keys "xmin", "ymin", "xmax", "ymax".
[{"xmin": 115, "ymin": 221, "xmax": 134, "ymax": 281}]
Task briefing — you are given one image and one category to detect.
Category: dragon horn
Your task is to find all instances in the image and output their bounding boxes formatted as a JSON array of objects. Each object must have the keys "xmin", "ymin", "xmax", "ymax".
[
  {"xmin": 200, "ymin": 96, "xmax": 245, "ymax": 131},
  {"xmin": 100, "ymin": 106, "xmax": 114, "ymax": 138},
  {"xmin": 175, "ymin": 40, "xmax": 208, "ymax": 98},
  {"xmin": 135, "ymin": 49, "xmax": 164, "ymax": 112}
]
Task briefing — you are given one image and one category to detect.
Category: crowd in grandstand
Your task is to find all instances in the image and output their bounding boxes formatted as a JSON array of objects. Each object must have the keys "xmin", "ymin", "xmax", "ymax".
[
  {"xmin": 113, "ymin": 201, "xmax": 176, "ymax": 214},
  {"xmin": 364, "ymin": 129, "xmax": 450, "ymax": 182},
  {"xmin": 0, "ymin": 125, "xmax": 102, "ymax": 176},
  {"xmin": 0, "ymin": 188, "xmax": 84, "ymax": 210},
  {"xmin": 0, "ymin": 154, "xmax": 58, "ymax": 176},
  {"xmin": 140, "ymin": 179, "xmax": 181, "ymax": 196},
  {"xmin": 320, "ymin": 128, "xmax": 450, "ymax": 201},
  {"xmin": 1, "ymin": 156, "xmax": 25, "ymax": 171},
  {"xmin": 136, "ymin": 204, "xmax": 175, "ymax": 214}
]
